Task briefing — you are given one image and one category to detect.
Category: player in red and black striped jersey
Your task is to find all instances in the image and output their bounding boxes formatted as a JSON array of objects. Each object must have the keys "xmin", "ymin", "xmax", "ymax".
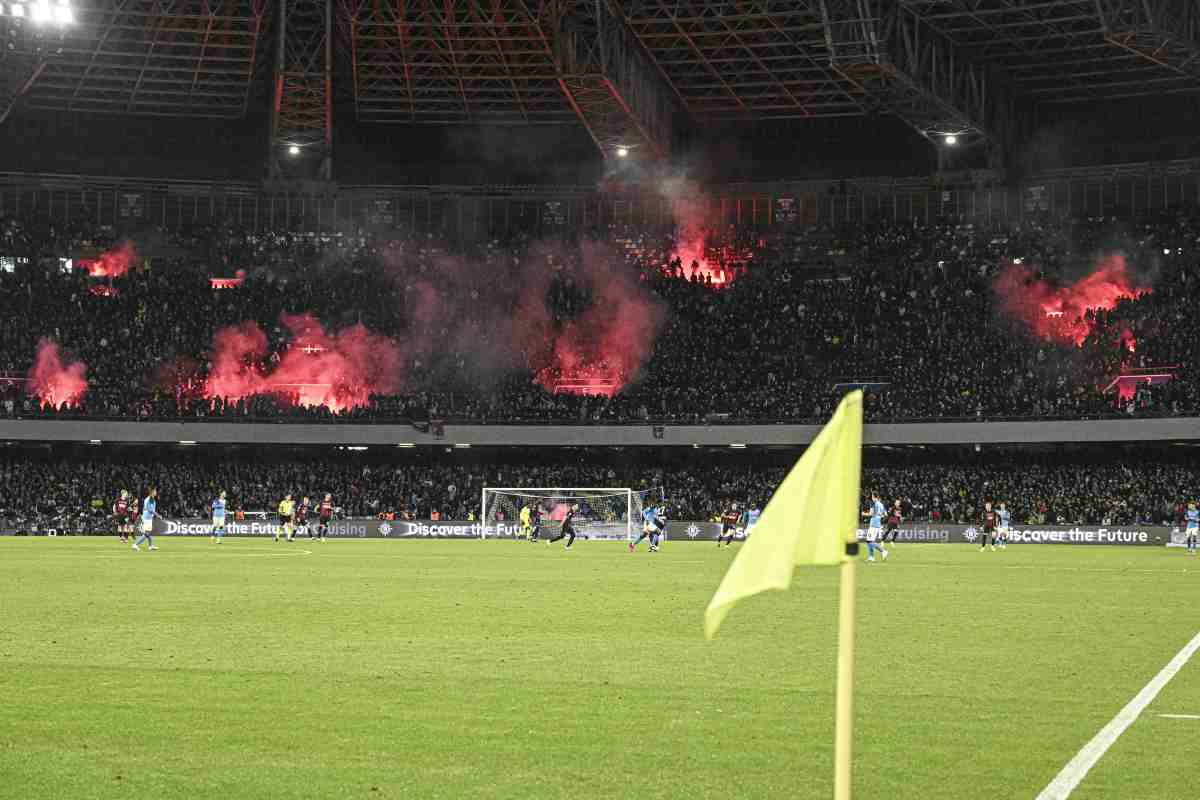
[
  {"xmin": 882, "ymin": 499, "xmax": 903, "ymax": 545},
  {"xmin": 980, "ymin": 502, "xmax": 997, "ymax": 551},
  {"xmin": 297, "ymin": 496, "xmax": 312, "ymax": 539},
  {"xmin": 547, "ymin": 504, "xmax": 578, "ymax": 549},
  {"xmin": 718, "ymin": 503, "xmax": 740, "ymax": 548},
  {"xmin": 113, "ymin": 490, "xmax": 132, "ymax": 543},
  {"xmin": 317, "ymin": 494, "xmax": 333, "ymax": 541}
]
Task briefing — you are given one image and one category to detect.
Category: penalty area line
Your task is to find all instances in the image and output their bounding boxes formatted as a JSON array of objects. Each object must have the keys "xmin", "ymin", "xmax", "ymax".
[
  {"xmin": 1035, "ymin": 630, "xmax": 1200, "ymax": 800},
  {"xmin": 1157, "ymin": 714, "xmax": 1200, "ymax": 720}
]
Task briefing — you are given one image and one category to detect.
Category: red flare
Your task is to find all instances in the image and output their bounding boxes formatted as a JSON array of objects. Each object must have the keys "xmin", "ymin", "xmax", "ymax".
[
  {"xmin": 993, "ymin": 254, "xmax": 1149, "ymax": 346},
  {"xmin": 80, "ymin": 241, "xmax": 137, "ymax": 278}
]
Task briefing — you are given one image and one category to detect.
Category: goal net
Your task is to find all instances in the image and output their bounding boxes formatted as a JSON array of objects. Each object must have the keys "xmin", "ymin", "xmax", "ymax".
[{"xmin": 481, "ymin": 488, "xmax": 657, "ymax": 541}]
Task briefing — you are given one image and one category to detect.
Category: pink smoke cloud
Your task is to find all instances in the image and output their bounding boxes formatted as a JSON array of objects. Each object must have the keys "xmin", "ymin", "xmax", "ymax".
[
  {"xmin": 992, "ymin": 254, "xmax": 1149, "ymax": 347},
  {"xmin": 27, "ymin": 339, "xmax": 88, "ymax": 408},
  {"xmin": 203, "ymin": 313, "xmax": 403, "ymax": 412}
]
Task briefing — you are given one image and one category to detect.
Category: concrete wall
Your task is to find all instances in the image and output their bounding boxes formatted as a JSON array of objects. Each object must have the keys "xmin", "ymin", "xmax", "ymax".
[{"xmin": 1, "ymin": 417, "xmax": 1195, "ymax": 446}]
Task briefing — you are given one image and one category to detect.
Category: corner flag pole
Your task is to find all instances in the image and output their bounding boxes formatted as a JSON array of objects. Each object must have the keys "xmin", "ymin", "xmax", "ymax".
[{"xmin": 834, "ymin": 550, "xmax": 858, "ymax": 800}]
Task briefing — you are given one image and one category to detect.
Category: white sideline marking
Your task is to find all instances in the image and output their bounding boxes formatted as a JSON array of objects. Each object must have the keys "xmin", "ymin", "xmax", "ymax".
[
  {"xmin": 1157, "ymin": 714, "xmax": 1200, "ymax": 720},
  {"xmin": 1035, "ymin": 631, "xmax": 1200, "ymax": 800}
]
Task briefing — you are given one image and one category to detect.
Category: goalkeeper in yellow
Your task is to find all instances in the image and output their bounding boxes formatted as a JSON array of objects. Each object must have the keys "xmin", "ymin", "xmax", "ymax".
[
  {"xmin": 519, "ymin": 504, "xmax": 534, "ymax": 540},
  {"xmin": 276, "ymin": 494, "xmax": 296, "ymax": 542}
]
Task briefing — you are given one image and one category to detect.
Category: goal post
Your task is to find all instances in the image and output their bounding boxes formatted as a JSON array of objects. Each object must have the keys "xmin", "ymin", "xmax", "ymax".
[{"xmin": 481, "ymin": 487, "xmax": 656, "ymax": 541}]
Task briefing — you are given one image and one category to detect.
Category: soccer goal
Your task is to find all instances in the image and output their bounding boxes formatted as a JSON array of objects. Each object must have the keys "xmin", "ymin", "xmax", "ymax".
[{"xmin": 481, "ymin": 488, "xmax": 654, "ymax": 541}]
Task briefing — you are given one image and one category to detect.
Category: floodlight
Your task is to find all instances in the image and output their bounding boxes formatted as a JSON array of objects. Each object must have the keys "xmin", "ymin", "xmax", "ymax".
[
  {"xmin": 288, "ymin": 144, "xmax": 300, "ymax": 156},
  {"xmin": 53, "ymin": 5, "xmax": 71, "ymax": 22},
  {"xmin": 10, "ymin": 4, "xmax": 24, "ymax": 19},
  {"xmin": 32, "ymin": 1, "xmax": 52, "ymax": 22},
  {"xmin": 944, "ymin": 134, "xmax": 958, "ymax": 146},
  {"xmin": 616, "ymin": 146, "xmax": 629, "ymax": 158}
]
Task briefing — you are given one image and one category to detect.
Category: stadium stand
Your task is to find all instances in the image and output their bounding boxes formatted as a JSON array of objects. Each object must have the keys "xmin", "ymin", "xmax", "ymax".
[
  {"xmin": 1, "ymin": 447, "xmax": 1194, "ymax": 533},
  {"xmin": 1, "ymin": 209, "xmax": 1195, "ymax": 423}
]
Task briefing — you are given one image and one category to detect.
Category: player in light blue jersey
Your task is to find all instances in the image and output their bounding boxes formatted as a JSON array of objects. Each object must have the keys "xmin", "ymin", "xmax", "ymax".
[
  {"xmin": 132, "ymin": 488, "xmax": 158, "ymax": 551},
  {"xmin": 740, "ymin": 506, "xmax": 761, "ymax": 538},
  {"xmin": 630, "ymin": 504, "xmax": 666, "ymax": 552},
  {"xmin": 996, "ymin": 502, "xmax": 1011, "ymax": 549},
  {"xmin": 1186, "ymin": 502, "xmax": 1198, "ymax": 555},
  {"xmin": 211, "ymin": 491, "xmax": 227, "ymax": 544},
  {"xmin": 861, "ymin": 493, "xmax": 889, "ymax": 562}
]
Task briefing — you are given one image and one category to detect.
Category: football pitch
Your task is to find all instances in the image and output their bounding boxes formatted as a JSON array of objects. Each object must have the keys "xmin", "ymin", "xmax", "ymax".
[{"xmin": 0, "ymin": 538, "xmax": 1196, "ymax": 800}]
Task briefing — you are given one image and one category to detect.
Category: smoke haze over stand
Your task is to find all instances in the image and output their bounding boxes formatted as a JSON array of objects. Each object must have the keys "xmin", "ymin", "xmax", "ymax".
[
  {"xmin": 27, "ymin": 339, "xmax": 88, "ymax": 408},
  {"xmin": 379, "ymin": 238, "xmax": 666, "ymax": 398}
]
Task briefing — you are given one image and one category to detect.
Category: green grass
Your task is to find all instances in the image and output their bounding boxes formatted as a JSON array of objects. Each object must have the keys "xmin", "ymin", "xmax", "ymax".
[{"xmin": 0, "ymin": 538, "xmax": 1196, "ymax": 800}]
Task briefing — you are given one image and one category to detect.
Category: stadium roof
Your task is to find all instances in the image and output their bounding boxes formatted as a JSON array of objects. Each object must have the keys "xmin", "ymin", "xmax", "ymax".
[{"xmin": 2, "ymin": 0, "xmax": 1198, "ymax": 161}]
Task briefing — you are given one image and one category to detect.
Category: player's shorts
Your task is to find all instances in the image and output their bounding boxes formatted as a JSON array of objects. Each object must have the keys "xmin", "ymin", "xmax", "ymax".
[
  {"xmin": 643, "ymin": 523, "xmax": 656, "ymax": 534},
  {"xmin": 866, "ymin": 526, "xmax": 882, "ymax": 542},
  {"xmin": 212, "ymin": 517, "xmax": 225, "ymax": 530},
  {"xmin": 141, "ymin": 519, "xmax": 153, "ymax": 534},
  {"xmin": 722, "ymin": 523, "xmax": 736, "ymax": 535},
  {"xmin": 998, "ymin": 525, "xmax": 1009, "ymax": 536}
]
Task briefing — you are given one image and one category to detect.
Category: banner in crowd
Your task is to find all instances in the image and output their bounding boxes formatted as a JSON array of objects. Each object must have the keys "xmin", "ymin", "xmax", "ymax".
[
  {"xmin": 368, "ymin": 199, "xmax": 394, "ymax": 226},
  {"xmin": 0, "ymin": 519, "xmax": 1174, "ymax": 546},
  {"xmin": 775, "ymin": 197, "xmax": 797, "ymax": 223},
  {"xmin": 118, "ymin": 192, "xmax": 146, "ymax": 220},
  {"xmin": 542, "ymin": 201, "xmax": 565, "ymax": 226}
]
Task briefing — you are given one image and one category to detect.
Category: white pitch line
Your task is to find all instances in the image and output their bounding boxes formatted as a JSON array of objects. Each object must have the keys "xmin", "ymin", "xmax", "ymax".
[
  {"xmin": 1035, "ymin": 631, "xmax": 1200, "ymax": 800},
  {"xmin": 1157, "ymin": 714, "xmax": 1200, "ymax": 720}
]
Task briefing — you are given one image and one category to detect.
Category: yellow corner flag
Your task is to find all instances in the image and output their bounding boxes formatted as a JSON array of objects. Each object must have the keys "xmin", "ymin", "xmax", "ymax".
[{"xmin": 704, "ymin": 389, "xmax": 863, "ymax": 639}]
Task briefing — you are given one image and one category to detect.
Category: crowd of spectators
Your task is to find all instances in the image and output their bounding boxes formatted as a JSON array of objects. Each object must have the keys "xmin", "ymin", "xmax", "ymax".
[
  {"xmin": 0, "ymin": 450, "xmax": 1195, "ymax": 534},
  {"xmin": 1, "ymin": 209, "xmax": 1198, "ymax": 423}
]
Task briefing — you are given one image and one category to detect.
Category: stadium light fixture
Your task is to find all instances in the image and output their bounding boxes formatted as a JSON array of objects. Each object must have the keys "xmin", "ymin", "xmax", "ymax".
[
  {"xmin": 616, "ymin": 147, "xmax": 629, "ymax": 158},
  {"xmin": 88, "ymin": 439, "xmax": 101, "ymax": 445},
  {"xmin": 730, "ymin": 443, "xmax": 747, "ymax": 449},
  {"xmin": 396, "ymin": 443, "xmax": 415, "ymax": 448},
  {"xmin": 11, "ymin": 3, "xmax": 26, "ymax": 18},
  {"xmin": 178, "ymin": 440, "xmax": 197, "ymax": 446},
  {"xmin": 32, "ymin": 1, "xmax": 53, "ymax": 22},
  {"xmin": 288, "ymin": 145, "xmax": 300, "ymax": 156},
  {"xmin": 453, "ymin": 443, "xmax": 471, "ymax": 448},
  {"xmin": 53, "ymin": 4, "xmax": 71, "ymax": 22},
  {"xmin": 944, "ymin": 134, "xmax": 958, "ymax": 146}
]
